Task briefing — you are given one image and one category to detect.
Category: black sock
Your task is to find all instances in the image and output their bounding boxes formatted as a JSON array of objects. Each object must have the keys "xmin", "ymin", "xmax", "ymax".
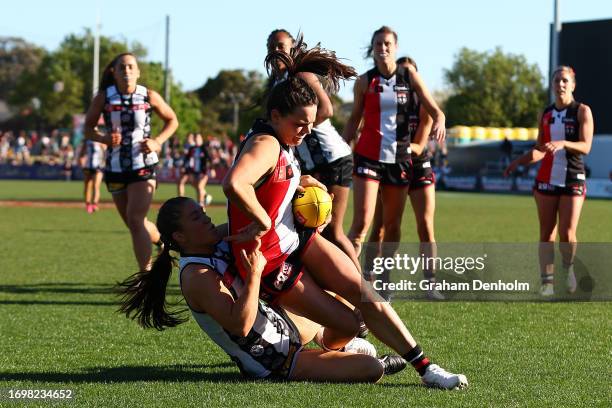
[{"xmin": 402, "ymin": 345, "xmax": 431, "ymax": 376}]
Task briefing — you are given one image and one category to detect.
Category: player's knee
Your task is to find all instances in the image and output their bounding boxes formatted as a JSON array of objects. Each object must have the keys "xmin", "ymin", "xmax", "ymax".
[
  {"xmin": 126, "ymin": 213, "xmax": 146, "ymax": 231},
  {"xmin": 539, "ymin": 232, "xmax": 556, "ymax": 242},
  {"xmin": 383, "ymin": 221, "xmax": 401, "ymax": 240},
  {"xmin": 357, "ymin": 356, "xmax": 384, "ymax": 383},
  {"xmin": 417, "ymin": 222, "xmax": 434, "ymax": 242},
  {"xmin": 559, "ymin": 229, "xmax": 577, "ymax": 243}
]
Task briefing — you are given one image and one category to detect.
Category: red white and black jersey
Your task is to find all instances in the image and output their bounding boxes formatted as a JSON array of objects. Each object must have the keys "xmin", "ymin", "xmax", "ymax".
[
  {"xmin": 536, "ymin": 101, "xmax": 585, "ymax": 187},
  {"xmin": 185, "ymin": 145, "xmax": 211, "ymax": 173},
  {"xmin": 102, "ymin": 85, "xmax": 157, "ymax": 173},
  {"xmin": 403, "ymin": 74, "xmax": 432, "ymax": 167},
  {"xmin": 228, "ymin": 119, "xmax": 301, "ymax": 279},
  {"xmin": 355, "ymin": 66, "xmax": 416, "ymax": 163}
]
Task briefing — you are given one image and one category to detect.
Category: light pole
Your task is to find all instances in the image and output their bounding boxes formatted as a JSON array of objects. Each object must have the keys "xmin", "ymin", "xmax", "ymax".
[
  {"xmin": 550, "ymin": 0, "xmax": 561, "ymax": 102},
  {"xmin": 220, "ymin": 92, "xmax": 245, "ymax": 135}
]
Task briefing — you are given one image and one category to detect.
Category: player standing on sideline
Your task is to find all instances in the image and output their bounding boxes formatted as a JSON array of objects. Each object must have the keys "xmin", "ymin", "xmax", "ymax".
[
  {"xmin": 266, "ymin": 29, "xmax": 360, "ymax": 270},
  {"xmin": 504, "ymin": 66, "xmax": 593, "ymax": 296},
  {"xmin": 222, "ymin": 37, "xmax": 468, "ymax": 389},
  {"xmin": 366, "ymin": 56, "xmax": 445, "ymax": 300},
  {"xmin": 343, "ymin": 27, "xmax": 446, "ymax": 267},
  {"xmin": 84, "ymin": 52, "xmax": 179, "ymax": 271},
  {"xmin": 78, "ymin": 138, "xmax": 106, "ymax": 213}
]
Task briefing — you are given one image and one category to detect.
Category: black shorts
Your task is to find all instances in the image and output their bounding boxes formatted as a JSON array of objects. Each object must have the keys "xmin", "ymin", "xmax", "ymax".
[
  {"xmin": 533, "ymin": 181, "xmax": 586, "ymax": 197},
  {"xmin": 82, "ymin": 168, "xmax": 103, "ymax": 176},
  {"xmin": 353, "ymin": 153, "xmax": 412, "ymax": 186},
  {"xmin": 410, "ymin": 160, "xmax": 435, "ymax": 190},
  {"xmin": 259, "ymin": 228, "xmax": 317, "ymax": 303},
  {"xmin": 105, "ymin": 166, "xmax": 157, "ymax": 194},
  {"xmin": 185, "ymin": 167, "xmax": 208, "ymax": 176},
  {"xmin": 306, "ymin": 155, "xmax": 353, "ymax": 188}
]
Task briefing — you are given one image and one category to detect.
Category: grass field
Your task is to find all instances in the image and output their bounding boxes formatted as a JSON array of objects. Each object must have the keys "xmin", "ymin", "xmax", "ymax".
[{"xmin": 0, "ymin": 180, "xmax": 611, "ymax": 407}]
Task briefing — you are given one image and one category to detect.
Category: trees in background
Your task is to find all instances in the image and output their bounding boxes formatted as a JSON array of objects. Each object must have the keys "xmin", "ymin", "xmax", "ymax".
[
  {"xmin": 2, "ymin": 33, "xmax": 550, "ymax": 138},
  {"xmin": 443, "ymin": 47, "xmax": 547, "ymax": 127},
  {"xmin": 5, "ymin": 31, "xmax": 203, "ymax": 138}
]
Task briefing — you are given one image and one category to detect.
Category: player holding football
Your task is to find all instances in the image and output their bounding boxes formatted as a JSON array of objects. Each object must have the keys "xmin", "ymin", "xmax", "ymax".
[
  {"xmin": 219, "ymin": 35, "xmax": 468, "ymax": 389},
  {"xmin": 266, "ymin": 29, "xmax": 359, "ymax": 269}
]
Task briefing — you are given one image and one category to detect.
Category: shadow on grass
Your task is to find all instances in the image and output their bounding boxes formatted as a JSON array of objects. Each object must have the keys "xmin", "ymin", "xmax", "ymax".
[
  {"xmin": 25, "ymin": 228, "xmax": 126, "ymax": 234},
  {"xmin": 0, "ymin": 282, "xmax": 183, "ymax": 297},
  {"xmin": 0, "ymin": 364, "xmax": 426, "ymax": 387},
  {"xmin": 0, "ymin": 363, "xmax": 242, "ymax": 383}
]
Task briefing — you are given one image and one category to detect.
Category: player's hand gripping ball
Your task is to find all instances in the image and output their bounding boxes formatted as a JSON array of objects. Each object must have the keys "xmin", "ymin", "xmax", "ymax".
[{"xmin": 292, "ymin": 186, "xmax": 333, "ymax": 228}]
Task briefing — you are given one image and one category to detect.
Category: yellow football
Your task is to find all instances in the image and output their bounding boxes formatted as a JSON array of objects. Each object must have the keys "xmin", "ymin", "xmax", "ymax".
[{"xmin": 292, "ymin": 186, "xmax": 333, "ymax": 228}]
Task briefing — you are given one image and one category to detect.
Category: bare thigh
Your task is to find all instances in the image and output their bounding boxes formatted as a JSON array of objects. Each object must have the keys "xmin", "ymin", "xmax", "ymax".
[
  {"xmin": 557, "ymin": 194, "xmax": 584, "ymax": 242},
  {"xmin": 409, "ymin": 185, "xmax": 436, "ymax": 242},
  {"xmin": 534, "ymin": 191, "xmax": 560, "ymax": 242}
]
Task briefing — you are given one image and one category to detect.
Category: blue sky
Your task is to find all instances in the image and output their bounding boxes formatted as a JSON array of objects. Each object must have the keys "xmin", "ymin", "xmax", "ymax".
[{"xmin": 2, "ymin": 0, "xmax": 611, "ymax": 100}]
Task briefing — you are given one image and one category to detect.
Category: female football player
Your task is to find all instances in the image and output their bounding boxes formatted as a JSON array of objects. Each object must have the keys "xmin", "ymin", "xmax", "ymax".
[
  {"xmin": 343, "ymin": 27, "xmax": 446, "ymax": 263},
  {"xmin": 504, "ymin": 66, "xmax": 593, "ymax": 295},
  {"xmin": 266, "ymin": 29, "xmax": 359, "ymax": 269},
  {"xmin": 118, "ymin": 196, "xmax": 407, "ymax": 382},
  {"xmin": 84, "ymin": 53, "xmax": 179, "ymax": 271},
  {"xmin": 220, "ymin": 36, "xmax": 467, "ymax": 389}
]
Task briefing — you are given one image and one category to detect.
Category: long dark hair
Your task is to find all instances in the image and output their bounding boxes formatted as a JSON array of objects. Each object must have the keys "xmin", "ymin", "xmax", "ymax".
[
  {"xmin": 264, "ymin": 34, "xmax": 357, "ymax": 117},
  {"xmin": 117, "ymin": 197, "xmax": 191, "ymax": 330},
  {"xmin": 99, "ymin": 52, "xmax": 137, "ymax": 90},
  {"xmin": 397, "ymin": 56, "xmax": 418, "ymax": 71}
]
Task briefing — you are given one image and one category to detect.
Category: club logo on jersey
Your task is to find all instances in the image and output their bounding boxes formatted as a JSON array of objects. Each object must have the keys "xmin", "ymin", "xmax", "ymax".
[
  {"xmin": 276, "ymin": 164, "xmax": 294, "ymax": 181},
  {"xmin": 396, "ymin": 91, "xmax": 408, "ymax": 105}
]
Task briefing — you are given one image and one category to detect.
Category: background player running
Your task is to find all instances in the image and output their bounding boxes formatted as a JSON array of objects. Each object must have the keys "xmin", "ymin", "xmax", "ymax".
[
  {"xmin": 84, "ymin": 52, "xmax": 179, "ymax": 271},
  {"xmin": 78, "ymin": 138, "xmax": 106, "ymax": 213}
]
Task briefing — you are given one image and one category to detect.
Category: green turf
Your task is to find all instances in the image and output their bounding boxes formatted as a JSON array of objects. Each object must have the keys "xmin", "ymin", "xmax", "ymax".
[
  {"xmin": 0, "ymin": 181, "xmax": 611, "ymax": 407},
  {"xmin": 0, "ymin": 179, "xmax": 227, "ymax": 206}
]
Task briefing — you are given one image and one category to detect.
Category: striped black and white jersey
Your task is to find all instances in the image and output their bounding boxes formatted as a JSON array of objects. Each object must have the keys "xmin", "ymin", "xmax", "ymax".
[
  {"xmin": 179, "ymin": 240, "xmax": 302, "ymax": 379},
  {"xmin": 296, "ymin": 119, "xmax": 352, "ymax": 170},
  {"xmin": 185, "ymin": 144, "xmax": 211, "ymax": 173},
  {"xmin": 83, "ymin": 139, "xmax": 105, "ymax": 170},
  {"xmin": 102, "ymin": 85, "xmax": 157, "ymax": 173}
]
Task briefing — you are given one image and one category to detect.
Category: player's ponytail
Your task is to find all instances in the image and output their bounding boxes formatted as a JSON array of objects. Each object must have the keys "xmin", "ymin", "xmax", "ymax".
[
  {"xmin": 117, "ymin": 197, "xmax": 190, "ymax": 330},
  {"xmin": 264, "ymin": 34, "xmax": 357, "ymax": 117}
]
